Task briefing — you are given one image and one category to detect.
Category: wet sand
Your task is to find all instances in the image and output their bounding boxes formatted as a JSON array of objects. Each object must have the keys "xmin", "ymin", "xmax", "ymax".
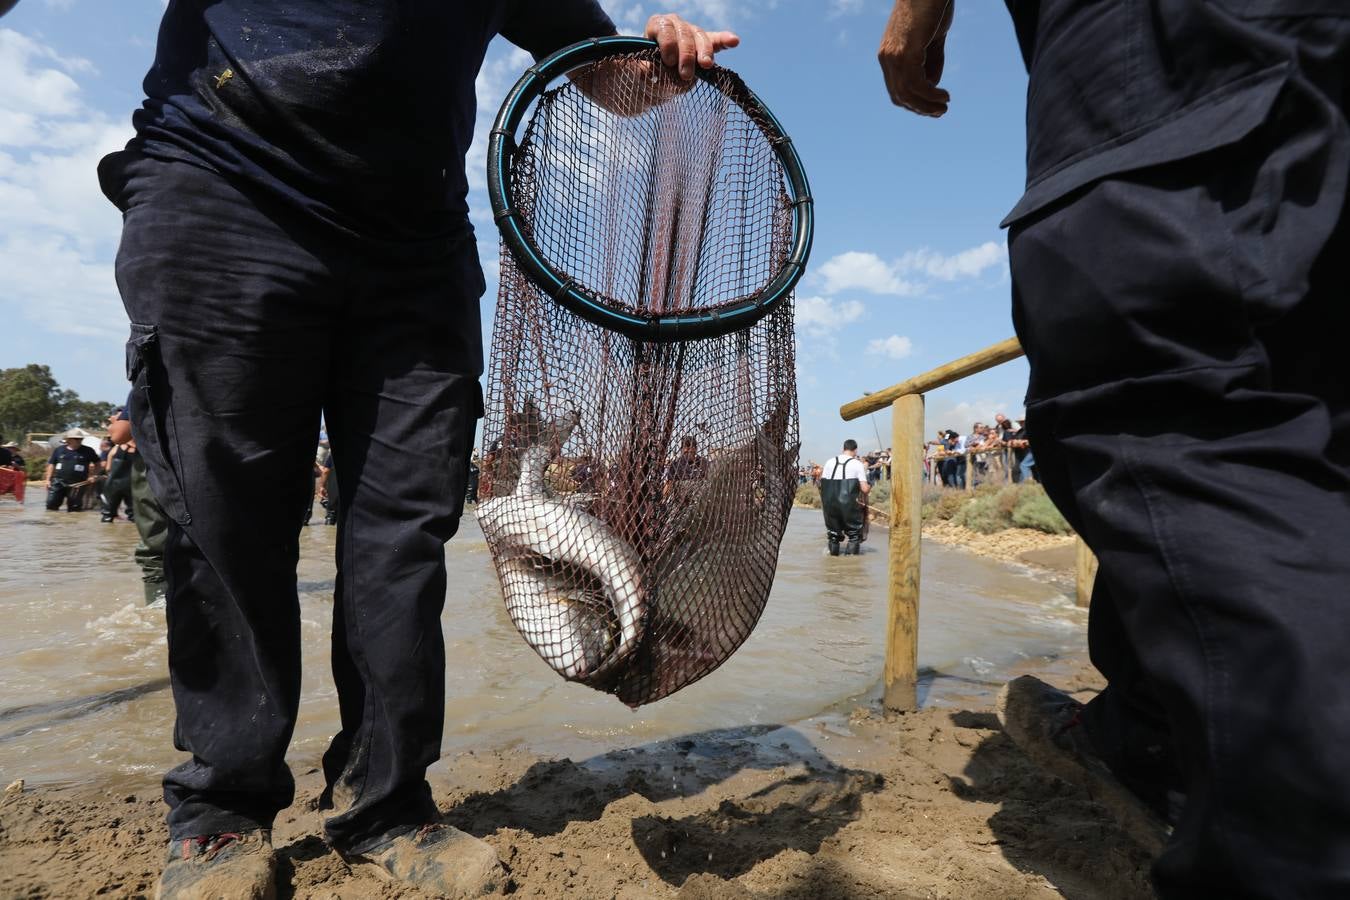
[
  {"xmin": 0, "ymin": 501, "xmax": 1149, "ymax": 898},
  {"xmin": 0, "ymin": 658, "xmax": 1153, "ymax": 900}
]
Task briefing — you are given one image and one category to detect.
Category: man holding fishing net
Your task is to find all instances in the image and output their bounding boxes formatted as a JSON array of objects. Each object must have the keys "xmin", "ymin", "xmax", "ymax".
[
  {"xmin": 100, "ymin": 4, "xmax": 738, "ymax": 898},
  {"xmin": 881, "ymin": 1, "xmax": 1350, "ymax": 895}
]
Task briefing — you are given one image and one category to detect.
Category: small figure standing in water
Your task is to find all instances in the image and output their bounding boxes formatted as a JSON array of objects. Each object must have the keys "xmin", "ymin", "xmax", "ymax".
[
  {"xmin": 819, "ymin": 439, "xmax": 870, "ymax": 556},
  {"xmin": 45, "ymin": 431, "xmax": 100, "ymax": 512},
  {"xmin": 109, "ymin": 400, "xmax": 169, "ymax": 605}
]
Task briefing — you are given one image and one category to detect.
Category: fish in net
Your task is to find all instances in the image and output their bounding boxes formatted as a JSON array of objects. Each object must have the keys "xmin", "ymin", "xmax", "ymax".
[{"xmin": 479, "ymin": 38, "xmax": 812, "ymax": 707}]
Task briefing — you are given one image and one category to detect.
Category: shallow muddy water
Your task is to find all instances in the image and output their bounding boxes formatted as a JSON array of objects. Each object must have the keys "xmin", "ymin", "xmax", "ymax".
[{"xmin": 0, "ymin": 499, "xmax": 1085, "ymax": 786}]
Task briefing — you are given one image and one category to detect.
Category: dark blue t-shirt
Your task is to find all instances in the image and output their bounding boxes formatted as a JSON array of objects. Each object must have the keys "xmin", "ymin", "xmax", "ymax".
[
  {"xmin": 48, "ymin": 445, "xmax": 101, "ymax": 484},
  {"xmin": 112, "ymin": 1, "xmax": 614, "ymax": 238}
]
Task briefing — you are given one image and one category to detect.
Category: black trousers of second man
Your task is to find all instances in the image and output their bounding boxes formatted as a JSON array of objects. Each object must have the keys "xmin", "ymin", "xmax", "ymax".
[
  {"xmin": 105, "ymin": 151, "xmax": 483, "ymax": 855},
  {"xmin": 1007, "ymin": 9, "xmax": 1350, "ymax": 895}
]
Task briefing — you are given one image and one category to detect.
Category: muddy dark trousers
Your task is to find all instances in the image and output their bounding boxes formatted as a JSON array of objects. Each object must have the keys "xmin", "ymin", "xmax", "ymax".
[
  {"xmin": 102, "ymin": 462, "xmax": 134, "ymax": 522},
  {"xmin": 101, "ymin": 476, "xmax": 133, "ymax": 521},
  {"xmin": 46, "ymin": 479, "xmax": 87, "ymax": 512},
  {"xmin": 465, "ymin": 460, "xmax": 480, "ymax": 504},
  {"xmin": 819, "ymin": 480, "xmax": 864, "ymax": 556},
  {"xmin": 301, "ymin": 471, "xmax": 317, "ymax": 526},
  {"xmin": 322, "ymin": 467, "xmax": 340, "ymax": 526},
  {"xmin": 130, "ymin": 453, "xmax": 168, "ymax": 605},
  {"xmin": 1007, "ymin": 13, "xmax": 1350, "ymax": 894},
  {"xmin": 105, "ymin": 151, "xmax": 483, "ymax": 854}
]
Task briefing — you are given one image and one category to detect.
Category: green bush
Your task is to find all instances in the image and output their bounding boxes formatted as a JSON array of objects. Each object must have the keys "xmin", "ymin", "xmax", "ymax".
[
  {"xmin": 923, "ymin": 488, "xmax": 968, "ymax": 522},
  {"xmin": 952, "ymin": 488, "xmax": 1013, "ymax": 534},
  {"xmin": 26, "ymin": 454, "xmax": 48, "ymax": 482},
  {"xmin": 1010, "ymin": 483, "xmax": 1073, "ymax": 534},
  {"xmin": 793, "ymin": 481, "xmax": 821, "ymax": 508},
  {"xmin": 867, "ymin": 478, "xmax": 891, "ymax": 509},
  {"xmin": 949, "ymin": 482, "xmax": 1073, "ymax": 535}
]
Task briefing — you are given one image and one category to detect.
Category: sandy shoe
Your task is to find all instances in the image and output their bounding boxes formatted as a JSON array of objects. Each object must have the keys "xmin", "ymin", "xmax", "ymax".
[
  {"xmin": 155, "ymin": 829, "xmax": 276, "ymax": 900},
  {"xmin": 341, "ymin": 822, "xmax": 508, "ymax": 897},
  {"xmin": 996, "ymin": 675, "xmax": 1172, "ymax": 855}
]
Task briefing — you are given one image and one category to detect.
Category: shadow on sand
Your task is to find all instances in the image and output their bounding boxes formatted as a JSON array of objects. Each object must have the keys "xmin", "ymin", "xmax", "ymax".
[
  {"xmin": 947, "ymin": 707, "xmax": 1155, "ymax": 900},
  {"xmin": 440, "ymin": 723, "xmax": 883, "ymax": 888}
]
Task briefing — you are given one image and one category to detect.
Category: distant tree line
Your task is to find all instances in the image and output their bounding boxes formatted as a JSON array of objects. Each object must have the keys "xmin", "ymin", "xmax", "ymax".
[{"xmin": 0, "ymin": 365, "xmax": 118, "ymax": 443}]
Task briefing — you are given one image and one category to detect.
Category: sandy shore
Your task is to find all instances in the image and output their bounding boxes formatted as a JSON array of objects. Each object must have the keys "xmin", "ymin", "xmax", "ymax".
[
  {"xmin": 0, "ymin": 655, "xmax": 1152, "ymax": 900},
  {"xmin": 920, "ymin": 521, "xmax": 1077, "ymax": 572}
]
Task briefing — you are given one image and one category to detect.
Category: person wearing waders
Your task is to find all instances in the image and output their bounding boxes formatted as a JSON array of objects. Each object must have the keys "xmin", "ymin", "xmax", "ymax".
[
  {"xmin": 881, "ymin": 1, "xmax": 1350, "ymax": 895},
  {"xmin": 98, "ymin": 5, "xmax": 740, "ymax": 897},
  {"xmin": 100, "ymin": 411, "xmax": 136, "ymax": 523},
  {"xmin": 819, "ymin": 439, "xmax": 871, "ymax": 556},
  {"xmin": 45, "ymin": 431, "xmax": 100, "ymax": 512},
  {"xmin": 109, "ymin": 399, "xmax": 168, "ymax": 605}
]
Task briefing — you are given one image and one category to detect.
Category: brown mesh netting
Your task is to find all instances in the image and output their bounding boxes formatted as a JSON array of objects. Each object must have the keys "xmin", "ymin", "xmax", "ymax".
[{"xmin": 480, "ymin": 51, "xmax": 801, "ymax": 707}]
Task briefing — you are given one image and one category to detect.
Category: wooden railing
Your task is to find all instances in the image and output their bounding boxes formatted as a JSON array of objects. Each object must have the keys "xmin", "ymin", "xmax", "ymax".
[{"xmin": 840, "ymin": 336, "xmax": 1095, "ymax": 712}]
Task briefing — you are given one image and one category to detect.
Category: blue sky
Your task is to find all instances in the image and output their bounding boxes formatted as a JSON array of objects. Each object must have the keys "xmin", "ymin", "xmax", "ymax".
[{"xmin": 0, "ymin": 0, "xmax": 1031, "ymax": 464}]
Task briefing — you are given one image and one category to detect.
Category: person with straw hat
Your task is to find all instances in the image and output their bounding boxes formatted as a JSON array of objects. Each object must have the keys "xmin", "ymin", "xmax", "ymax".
[{"xmin": 45, "ymin": 429, "xmax": 101, "ymax": 512}]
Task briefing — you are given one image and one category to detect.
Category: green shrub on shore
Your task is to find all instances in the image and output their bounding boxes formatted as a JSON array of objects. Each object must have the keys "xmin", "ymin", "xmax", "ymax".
[
  {"xmin": 922, "ymin": 485, "xmax": 967, "ymax": 521},
  {"xmin": 795, "ymin": 476, "xmax": 1069, "ymax": 536},
  {"xmin": 794, "ymin": 481, "xmax": 821, "ymax": 508},
  {"xmin": 26, "ymin": 455, "xmax": 47, "ymax": 482},
  {"xmin": 1010, "ymin": 485, "xmax": 1073, "ymax": 534},
  {"xmin": 952, "ymin": 482, "xmax": 1071, "ymax": 535}
]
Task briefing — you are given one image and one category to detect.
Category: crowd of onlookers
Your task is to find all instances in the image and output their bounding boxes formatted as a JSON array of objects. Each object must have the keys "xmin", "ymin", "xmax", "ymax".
[
  {"xmin": 796, "ymin": 413, "xmax": 1039, "ymax": 492},
  {"xmin": 925, "ymin": 413, "xmax": 1037, "ymax": 488}
]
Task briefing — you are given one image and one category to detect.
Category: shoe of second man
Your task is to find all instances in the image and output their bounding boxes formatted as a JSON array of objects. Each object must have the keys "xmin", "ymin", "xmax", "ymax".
[{"xmin": 339, "ymin": 822, "xmax": 508, "ymax": 898}]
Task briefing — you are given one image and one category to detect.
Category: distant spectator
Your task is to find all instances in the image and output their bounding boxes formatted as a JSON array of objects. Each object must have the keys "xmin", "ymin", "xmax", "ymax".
[
  {"xmin": 663, "ymin": 435, "xmax": 709, "ymax": 500},
  {"xmin": 46, "ymin": 430, "xmax": 101, "ymax": 512},
  {"xmin": 5, "ymin": 443, "xmax": 22, "ymax": 470},
  {"xmin": 101, "ymin": 411, "xmax": 137, "ymax": 523},
  {"xmin": 940, "ymin": 429, "xmax": 967, "ymax": 488}
]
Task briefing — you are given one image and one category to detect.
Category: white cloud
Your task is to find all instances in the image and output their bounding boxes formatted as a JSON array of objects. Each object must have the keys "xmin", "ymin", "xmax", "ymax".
[
  {"xmin": 467, "ymin": 43, "xmax": 534, "ymax": 195},
  {"xmin": 0, "ymin": 235, "xmax": 124, "ymax": 336},
  {"xmin": 897, "ymin": 241, "xmax": 1005, "ymax": 281},
  {"xmin": 0, "ymin": 29, "xmax": 133, "ymax": 337},
  {"xmin": 816, "ymin": 240, "xmax": 1007, "ymax": 297},
  {"xmin": 0, "ymin": 30, "xmax": 91, "ymax": 125},
  {"xmin": 600, "ymin": 0, "xmax": 777, "ymax": 32},
  {"xmin": 818, "ymin": 251, "xmax": 917, "ymax": 296},
  {"xmin": 928, "ymin": 398, "xmax": 1024, "ymax": 435},
  {"xmin": 828, "ymin": 0, "xmax": 866, "ymax": 17},
  {"xmin": 795, "ymin": 295, "xmax": 865, "ymax": 337},
  {"xmin": 866, "ymin": 334, "xmax": 913, "ymax": 360}
]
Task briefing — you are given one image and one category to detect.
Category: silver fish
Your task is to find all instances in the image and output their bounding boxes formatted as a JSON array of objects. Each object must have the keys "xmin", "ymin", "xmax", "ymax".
[{"xmin": 477, "ymin": 416, "xmax": 645, "ymax": 682}]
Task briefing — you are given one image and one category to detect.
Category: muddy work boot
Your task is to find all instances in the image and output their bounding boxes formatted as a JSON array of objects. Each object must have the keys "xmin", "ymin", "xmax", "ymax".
[
  {"xmin": 844, "ymin": 539, "xmax": 862, "ymax": 556},
  {"xmin": 997, "ymin": 676, "xmax": 1172, "ymax": 855},
  {"xmin": 827, "ymin": 536, "xmax": 841, "ymax": 556},
  {"xmin": 156, "ymin": 829, "xmax": 276, "ymax": 900},
  {"xmin": 340, "ymin": 823, "xmax": 507, "ymax": 897}
]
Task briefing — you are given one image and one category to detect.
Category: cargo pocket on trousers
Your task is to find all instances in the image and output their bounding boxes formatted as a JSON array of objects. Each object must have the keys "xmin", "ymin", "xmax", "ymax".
[{"xmin": 126, "ymin": 324, "xmax": 192, "ymax": 525}]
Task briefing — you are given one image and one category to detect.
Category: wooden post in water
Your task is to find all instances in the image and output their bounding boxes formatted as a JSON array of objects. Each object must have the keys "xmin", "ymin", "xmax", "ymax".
[
  {"xmin": 1075, "ymin": 536, "xmax": 1099, "ymax": 608},
  {"xmin": 885, "ymin": 393, "xmax": 924, "ymax": 712}
]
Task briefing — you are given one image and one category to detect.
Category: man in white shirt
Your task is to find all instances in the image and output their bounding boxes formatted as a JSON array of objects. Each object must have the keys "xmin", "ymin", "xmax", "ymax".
[{"xmin": 819, "ymin": 439, "xmax": 871, "ymax": 556}]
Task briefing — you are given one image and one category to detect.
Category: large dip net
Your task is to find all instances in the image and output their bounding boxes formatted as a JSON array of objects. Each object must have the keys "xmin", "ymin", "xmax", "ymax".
[{"xmin": 480, "ymin": 42, "xmax": 809, "ymax": 707}]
